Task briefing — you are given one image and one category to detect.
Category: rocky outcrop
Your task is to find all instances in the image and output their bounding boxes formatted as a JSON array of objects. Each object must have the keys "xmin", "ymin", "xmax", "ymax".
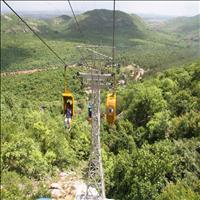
[{"xmin": 47, "ymin": 171, "xmax": 113, "ymax": 200}]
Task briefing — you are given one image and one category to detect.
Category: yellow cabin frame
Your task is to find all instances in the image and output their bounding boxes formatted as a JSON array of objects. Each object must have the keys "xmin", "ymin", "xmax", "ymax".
[
  {"xmin": 62, "ymin": 90, "xmax": 74, "ymax": 117},
  {"xmin": 106, "ymin": 93, "xmax": 116, "ymax": 124}
]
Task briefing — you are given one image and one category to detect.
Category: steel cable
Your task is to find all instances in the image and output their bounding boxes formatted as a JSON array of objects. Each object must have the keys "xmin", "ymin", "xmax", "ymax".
[{"xmin": 3, "ymin": 0, "xmax": 67, "ymax": 66}]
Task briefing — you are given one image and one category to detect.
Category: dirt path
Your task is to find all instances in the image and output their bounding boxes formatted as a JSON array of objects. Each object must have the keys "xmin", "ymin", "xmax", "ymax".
[{"xmin": 1, "ymin": 67, "xmax": 58, "ymax": 77}]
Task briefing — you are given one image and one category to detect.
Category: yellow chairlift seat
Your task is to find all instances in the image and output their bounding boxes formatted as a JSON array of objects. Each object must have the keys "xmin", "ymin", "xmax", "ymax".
[
  {"xmin": 62, "ymin": 90, "xmax": 74, "ymax": 117},
  {"xmin": 106, "ymin": 93, "xmax": 116, "ymax": 124}
]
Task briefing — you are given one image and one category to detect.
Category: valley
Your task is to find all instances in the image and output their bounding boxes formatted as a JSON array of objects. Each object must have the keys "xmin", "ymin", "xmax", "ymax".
[{"xmin": 1, "ymin": 10, "xmax": 199, "ymax": 72}]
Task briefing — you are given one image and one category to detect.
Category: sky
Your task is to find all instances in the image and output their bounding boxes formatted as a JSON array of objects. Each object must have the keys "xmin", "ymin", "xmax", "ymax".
[{"xmin": 1, "ymin": 1, "xmax": 200, "ymax": 17}]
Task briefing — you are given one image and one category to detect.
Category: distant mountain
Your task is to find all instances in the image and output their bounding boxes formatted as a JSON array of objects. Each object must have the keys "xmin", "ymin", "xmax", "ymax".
[
  {"xmin": 2, "ymin": 10, "xmax": 199, "ymax": 46},
  {"xmin": 56, "ymin": 15, "xmax": 71, "ymax": 21},
  {"xmin": 1, "ymin": 14, "xmax": 47, "ymax": 34},
  {"xmin": 161, "ymin": 14, "xmax": 200, "ymax": 34},
  {"xmin": 139, "ymin": 14, "xmax": 174, "ymax": 21},
  {"xmin": 1, "ymin": 10, "xmax": 149, "ymax": 43},
  {"xmin": 66, "ymin": 9, "xmax": 148, "ymax": 41},
  {"xmin": 1, "ymin": 10, "xmax": 199, "ymax": 72},
  {"xmin": 1, "ymin": 13, "xmax": 71, "ymax": 36},
  {"xmin": 47, "ymin": 15, "xmax": 71, "ymax": 31}
]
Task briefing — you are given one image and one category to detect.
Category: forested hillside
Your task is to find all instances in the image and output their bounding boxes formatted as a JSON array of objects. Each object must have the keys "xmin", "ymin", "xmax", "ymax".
[
  {"xmin": 1, "ymin": 10, "xmax": 199, "ymax": 72},
  {"xmin": 159, "ymin": 14, "xmax": 200, "ymax": 34},
  {"xmin": 1, "ymin": 7, "xmax": 200, "ymax": 200}
]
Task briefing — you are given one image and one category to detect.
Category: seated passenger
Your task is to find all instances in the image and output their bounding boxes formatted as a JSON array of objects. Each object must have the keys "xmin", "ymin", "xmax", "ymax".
[
  {"xmin": 64, "ymin": 102, "xmax": 72, "ymax": 129},
  {"xmin": 108, "ymin": 107, "xmax": 114, "ymax": 114},
  {"xmin": 88, "ymin": 104, "xmax": 92, "ymax": 118}
]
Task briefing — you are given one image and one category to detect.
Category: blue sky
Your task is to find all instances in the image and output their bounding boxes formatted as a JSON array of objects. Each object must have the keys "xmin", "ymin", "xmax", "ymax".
[{"xmin": 1, "ymin": 1, "xmax": 199, "ymax": 17}]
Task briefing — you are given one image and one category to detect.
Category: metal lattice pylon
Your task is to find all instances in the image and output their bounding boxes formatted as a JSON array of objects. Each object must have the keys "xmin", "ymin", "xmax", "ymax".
[{"xmin": 78, "ymin": 72, "xmax": 112, "ymax": 199}]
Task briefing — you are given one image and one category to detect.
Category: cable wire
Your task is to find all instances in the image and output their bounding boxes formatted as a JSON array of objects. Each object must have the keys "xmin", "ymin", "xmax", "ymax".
[
  {"xmin": 68, "ymin": 0, "xmax": 106, "ymax": 69},
  {"xmin": 112, "ymin": 0, "xmax": 117, "ymax": 92},
  {"xmin": 67, "ymin": 0, "xmax": 84, "ymax": 38},
  {"xmin": 3, "ymin": 0, "xmax": 66, "ymax": 66},
  {"xmin": 112, "ymin": 0, "xmax": 116, "ymax": 67},
  {"xmin": 67, "ymin": 0, "xmax": 91, "ymax": 69}
]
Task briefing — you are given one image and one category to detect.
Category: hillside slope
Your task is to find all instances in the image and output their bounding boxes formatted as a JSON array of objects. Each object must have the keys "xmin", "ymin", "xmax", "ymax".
[
  {"xmin": 1, "ymin": 10, "xmax": 152, "ymax": 43},
  {"xmin": 66, "ymin": 9, "xmax": 147, "ymax": 40},
  {"xmin": 1, "ymin": 60, "xmax": 200, "ymax": 199},
  {"xmin": 162, "ymin": 14, "xmax": 200, "ymax": 34},
  {"xmin": 1, "ymin": 10, "xmax": 200, "ymax": 72}
]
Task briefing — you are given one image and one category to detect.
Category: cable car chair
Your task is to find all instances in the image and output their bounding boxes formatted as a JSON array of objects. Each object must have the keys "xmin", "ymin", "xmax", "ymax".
[
  {"xmin": 106, "ymin": 92, "xmax": 116, "ymax": 124},
  {"xmin": 62, "ymin": 65, "xmax": 74, "ymax": 118},
  {"xmin": 62, "ymin": 90, "xmax": 74, "ymax": 117}
]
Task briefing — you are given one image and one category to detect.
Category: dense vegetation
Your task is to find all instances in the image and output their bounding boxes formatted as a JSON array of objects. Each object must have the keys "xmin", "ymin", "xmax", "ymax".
[
  {"xmin": 1, "ymin": 8, "xmax": 200, "ymax": 200},
  {"xmin": 104, "ymin": 60, "xmax": 200, "ymax": 199},
  {"xmin": 1, "ymin": 60, "xmax": 200, "ymax": 199}
]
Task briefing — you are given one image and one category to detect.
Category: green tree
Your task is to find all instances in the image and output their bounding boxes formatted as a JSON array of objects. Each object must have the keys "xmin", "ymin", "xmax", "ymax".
[
  {"xmin": 170, "ymin": 90, "xmax": 198, "ymax": 116},
  {"xmin": 157, "ymin": 181, "xmax": 200, "ymax": 200},
  {"xmin": 1, "ymin": 132, "xmax": 48, "ymax": 178},
  {"xmin": 170, "ymin": 111, "xmax": 200, "ymax": 138},
  {"xmin": 146, "ymin": 111, "xmax": 171, "ymax": 142},
  {"xmin": 125, "ymin": 84, "xmax": 167, "ymax": 126}
]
